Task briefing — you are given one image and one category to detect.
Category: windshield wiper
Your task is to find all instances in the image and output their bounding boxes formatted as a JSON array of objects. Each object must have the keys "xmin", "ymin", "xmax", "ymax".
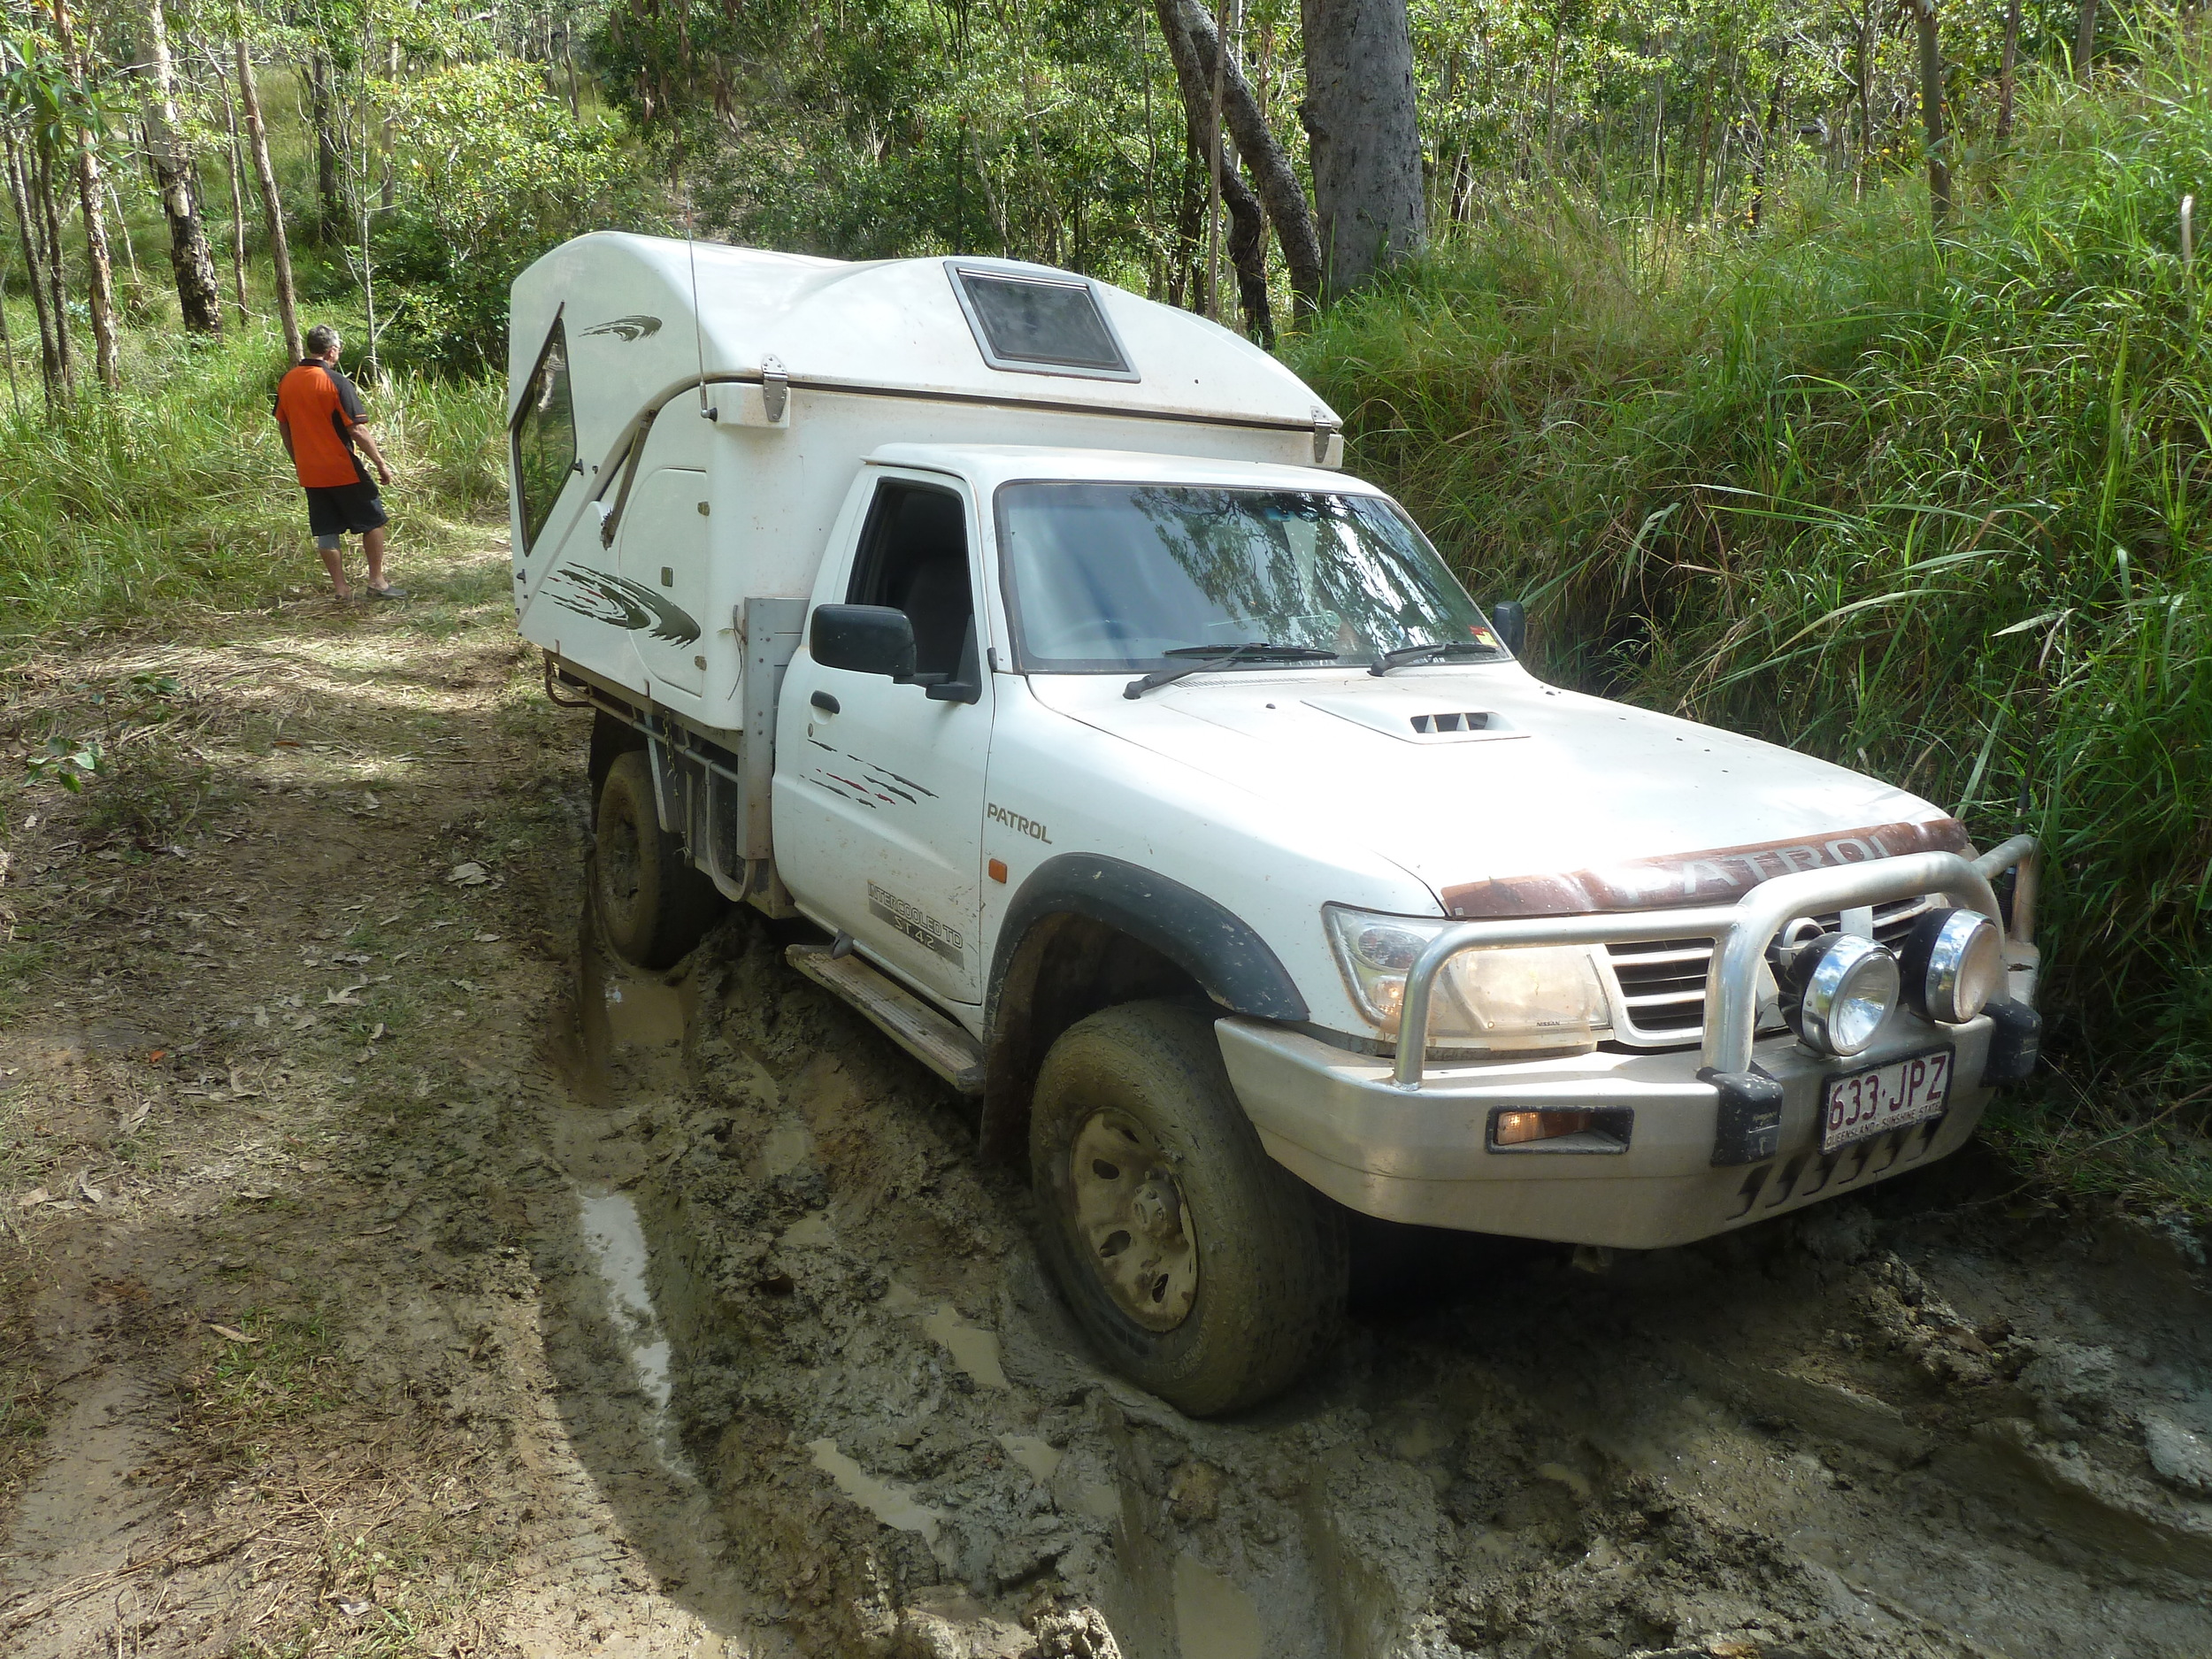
[
  {"xmin": 1369, "ymin": 638, "xmax": 1502, "ymax": 676},
  {"xmin": 1123, "ymin": 642, "xmax": 1340, "ymax": 699}
]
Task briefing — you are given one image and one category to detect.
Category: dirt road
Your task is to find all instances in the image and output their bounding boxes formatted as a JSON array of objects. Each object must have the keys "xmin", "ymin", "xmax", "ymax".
[{"xmin": 2, "ymin": 534, "xmax": 2208, "ymax": 1658}]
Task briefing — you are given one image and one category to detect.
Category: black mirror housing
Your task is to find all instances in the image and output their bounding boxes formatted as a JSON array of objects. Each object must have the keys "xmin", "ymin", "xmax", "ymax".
[
  {"xmin": 1488, "ymin": 599, "xmax": 1527, "ymax": 657},
  {"xmin": 812, "ymin": 604, "xmax": 917, "ymax": 679}
]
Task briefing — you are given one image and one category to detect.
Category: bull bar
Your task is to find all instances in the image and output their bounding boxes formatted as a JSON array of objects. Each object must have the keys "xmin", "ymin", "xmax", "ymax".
[{"xmin": 1391, "ymin": 835, "xmax": 2042, "ymax": 1090}]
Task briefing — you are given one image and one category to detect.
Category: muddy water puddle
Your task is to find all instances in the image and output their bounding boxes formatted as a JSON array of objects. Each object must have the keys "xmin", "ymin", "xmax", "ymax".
[
  {"xmin": 577, "ymin": 1188, "xmax": 687, "ymax": 1474},
  {"xmin": 556, "ymin": 910, "xmax": 2212, "ymax": 1659}
]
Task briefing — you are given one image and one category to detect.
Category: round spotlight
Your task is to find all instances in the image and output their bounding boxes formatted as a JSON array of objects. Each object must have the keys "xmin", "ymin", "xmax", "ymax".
[
  {"xmin": 1899, "ymin": 907, "xmax": 2005, "ymax": 1025},
  {"xmin": 1786, "ymin": 932, "xmax": 1901, "ymax": 1057}
]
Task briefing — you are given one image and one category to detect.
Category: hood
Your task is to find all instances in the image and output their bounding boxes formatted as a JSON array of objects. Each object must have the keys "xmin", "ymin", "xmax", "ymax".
[{"xmin": 1025, "ymin": 666, "xmax": 1964, "ymax": 917}]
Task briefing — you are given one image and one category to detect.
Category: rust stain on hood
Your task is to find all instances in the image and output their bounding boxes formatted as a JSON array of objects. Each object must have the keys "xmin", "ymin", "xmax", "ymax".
[{"xmin": 1440, "ymin": 818, "xmax": 1971, "ymax": 920}]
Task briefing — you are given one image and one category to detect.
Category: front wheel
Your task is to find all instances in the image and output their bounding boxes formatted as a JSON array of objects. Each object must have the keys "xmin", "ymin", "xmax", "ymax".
[
  {"xmin": 594, "ymin": 749, "xmax": 725, "ymax": 969},
  {"xmin": 1029, "ymin": 1001, "xmax": 1347, "ymax": 1416}
]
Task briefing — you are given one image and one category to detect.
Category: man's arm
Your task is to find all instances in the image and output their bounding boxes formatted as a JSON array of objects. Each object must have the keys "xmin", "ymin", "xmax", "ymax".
[
  {"xmin": 275, "ymin": 411, "xmax": 296, "ymax": 462},
  {"xmin": 351, "ymin": 424, "xmax": 394, "ymax": 486}
]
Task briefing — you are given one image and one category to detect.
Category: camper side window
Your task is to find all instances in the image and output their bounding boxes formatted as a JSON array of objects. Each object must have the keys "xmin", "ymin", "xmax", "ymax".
[
  {"xmin": 849, "ymin": 483, "xmax": 979, "ymax": 685},
  {"xmin": 513, "ymin": 319, "xmax": 577, "ymax": 552}
]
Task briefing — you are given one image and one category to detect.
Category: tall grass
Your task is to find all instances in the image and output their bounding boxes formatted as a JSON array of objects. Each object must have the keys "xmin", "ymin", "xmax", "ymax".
[
  {"xmin": 0, "ymin": 318, "xmax": 502, "ymax": 633},
  {"xmin": 1292, "ymin": 59, "xmax": 2212, "ymax": 1181}
]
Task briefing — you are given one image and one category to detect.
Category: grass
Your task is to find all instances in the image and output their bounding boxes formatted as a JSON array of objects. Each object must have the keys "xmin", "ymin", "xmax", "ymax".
[{"xmin": 1290, "ymin": 55, "xmax": 2212, "ymax": 1211}]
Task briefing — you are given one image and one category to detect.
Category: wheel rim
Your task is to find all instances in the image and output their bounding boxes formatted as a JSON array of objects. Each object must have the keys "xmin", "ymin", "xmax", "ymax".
[
  {"xmin": 600, "ymin": 796, "xmax": 644, "ymax": 925},
  {"xmin": 1067, "ymin": 1109, "xmax": 1198, "ymax": 1333}
]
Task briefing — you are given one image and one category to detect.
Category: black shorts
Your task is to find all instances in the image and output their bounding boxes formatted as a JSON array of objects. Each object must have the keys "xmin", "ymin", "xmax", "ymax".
[{"xmin": 304, "ymin": 480, "xmax": 388, "ymax": 538}]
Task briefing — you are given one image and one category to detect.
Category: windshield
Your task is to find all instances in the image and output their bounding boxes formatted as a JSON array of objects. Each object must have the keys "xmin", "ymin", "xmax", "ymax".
[{"xmin": 994, "ymin": 482, "xmax": 1502, "ymax": 672}]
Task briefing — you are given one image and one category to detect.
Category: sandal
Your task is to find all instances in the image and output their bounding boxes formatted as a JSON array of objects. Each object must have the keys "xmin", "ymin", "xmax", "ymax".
[{"xmin": 367, "ymin": 585, "xmax": 411, "ymax": 601}]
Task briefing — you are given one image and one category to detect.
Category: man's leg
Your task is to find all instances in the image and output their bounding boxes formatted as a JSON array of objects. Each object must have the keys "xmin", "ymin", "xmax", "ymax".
[
  {"xmin": 316, "ymin": 533, "xmax": 352, "ymax": 599},
  {"xmin": 362, "ymin": 526, "xmax": 387, "ymax": 591}
]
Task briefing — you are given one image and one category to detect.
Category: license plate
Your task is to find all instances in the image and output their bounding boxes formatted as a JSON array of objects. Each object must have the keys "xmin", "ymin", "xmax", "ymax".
[{"xmin": 1822, "ymin": 1048, "xmax": 1952, "ymax": 1153}]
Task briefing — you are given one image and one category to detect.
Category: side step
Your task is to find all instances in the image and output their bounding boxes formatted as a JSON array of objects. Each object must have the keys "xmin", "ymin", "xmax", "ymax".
[{"xmin": 786, "ymin": 944, "xmax": 987, "ymax": 1095}]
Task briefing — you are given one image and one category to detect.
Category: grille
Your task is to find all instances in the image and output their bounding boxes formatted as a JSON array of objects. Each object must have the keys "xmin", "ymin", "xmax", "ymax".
[{"xmin": 1602, "ymin": 895, "xmax": 1941, "ymax": 1046}]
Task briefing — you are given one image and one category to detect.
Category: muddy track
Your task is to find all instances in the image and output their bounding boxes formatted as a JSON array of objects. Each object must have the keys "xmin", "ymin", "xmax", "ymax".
[
  {"xmin": 2, "ymin": 537, "xmax": 2208, "ymax": 1658},
  {"xmin": 578, "ymin": 906, "xmax": 2212, "ymax": 1659}
]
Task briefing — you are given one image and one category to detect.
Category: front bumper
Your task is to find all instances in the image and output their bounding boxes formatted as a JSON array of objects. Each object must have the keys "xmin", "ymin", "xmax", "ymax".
[
  {"xmin": 1221, "ymin": 836, "xmax": 2043, "ymax": 1250},
  {"xmin": 1219, "ymin": 1015, "xmax": 1996, "ymax": 1248}
]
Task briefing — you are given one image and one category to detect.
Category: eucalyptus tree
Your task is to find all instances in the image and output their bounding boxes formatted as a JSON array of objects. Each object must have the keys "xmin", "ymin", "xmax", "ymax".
[
  {"xmin": 1302, "ymin": 0, "xmax": 1425, "ymax": 292},
  {"xmin": 231, "ymin": 26, "xmax": 299, "ymax": 357},
  {"xmin": 132, "ymin": 0, "xmax": 225, "ymax": 333},
  {"xmin": 1156, "ymin": 0, "xmax": 1321, "ymax": 312},
  {"xmin": 1, "ymin": 21, "xmax": 71, "ymax": 406},
  {"xmin": 2, "ymin": 9, "xmax": 124, "ymax": 402}
]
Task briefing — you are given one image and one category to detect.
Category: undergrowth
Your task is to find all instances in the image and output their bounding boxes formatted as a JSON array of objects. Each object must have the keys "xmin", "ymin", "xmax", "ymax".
[
  {"xmin": 0, "ymin": 319, "xmax": 503, "ymax": 634},
  {"xmin": 1292, "ymin": 59, "xmax": 2212, "ymax": 1209}
]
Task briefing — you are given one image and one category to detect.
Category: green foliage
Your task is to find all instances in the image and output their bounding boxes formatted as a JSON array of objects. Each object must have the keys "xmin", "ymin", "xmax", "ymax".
[
  {"xmin": 1293, "ymin": 57, "xmax": 2212, "ymax": 1124},
  {"xmin": 593, "ymin": 0, "xmax": 1192, "ymax": 289},
  {"xmin": 371, "ymin": 59, "xmax": 665, "ymax": 373},
  {"xmin": 24, "ymin": 734, "xmax": 102, "ymax": 792}
]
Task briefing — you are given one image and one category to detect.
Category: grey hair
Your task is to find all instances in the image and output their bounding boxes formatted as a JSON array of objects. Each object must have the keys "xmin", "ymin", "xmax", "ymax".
[{"xmin": 304, "ymin": 323, "xmax": 342, "ymax": 357}]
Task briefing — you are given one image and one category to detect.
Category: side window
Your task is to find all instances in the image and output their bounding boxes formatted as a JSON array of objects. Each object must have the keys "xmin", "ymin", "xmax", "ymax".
[
  {"xmin": 849, "ymin": 482, "xmax": 979, "ymax": 683},
  {"xmin": 512, "ymin": 317, "xmax": 577, "ymax": 553}
]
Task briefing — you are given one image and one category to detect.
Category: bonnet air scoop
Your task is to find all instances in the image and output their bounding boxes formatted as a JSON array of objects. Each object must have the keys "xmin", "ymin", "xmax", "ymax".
[{"xmin": 1302, "ymin": 695, "xmax": 1529, "ymax": 745}]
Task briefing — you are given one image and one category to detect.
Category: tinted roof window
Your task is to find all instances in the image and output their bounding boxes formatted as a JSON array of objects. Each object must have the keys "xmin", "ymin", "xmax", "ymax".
[{"xmin": 954, "ymin": 269, "xmax": 1132, "ymax": 376}]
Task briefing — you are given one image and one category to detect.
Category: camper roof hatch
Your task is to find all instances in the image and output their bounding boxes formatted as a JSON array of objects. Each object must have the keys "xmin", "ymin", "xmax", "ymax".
[{"xmin": 947, "ymin": 263, "xmax": 1138, "ymax": 383}]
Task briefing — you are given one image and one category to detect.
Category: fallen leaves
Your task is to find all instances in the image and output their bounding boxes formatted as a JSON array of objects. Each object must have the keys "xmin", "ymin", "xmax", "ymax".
[
  {"xmin": 208, "ymin": 1323, "xmax": 260, "ymax": 1344},
  {"xmin": 445, "ymin": 862, "xmax": 489, "ymax": 887},
  {"xmin": 15, "ymin": 1187, "xmax": 49, "ymax": 1209}
]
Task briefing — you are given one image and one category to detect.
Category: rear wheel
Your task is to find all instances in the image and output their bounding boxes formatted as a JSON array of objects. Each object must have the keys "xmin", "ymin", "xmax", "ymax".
[
  {"xmin": 1030, "ymin": 1001, "xmax": 1346, "ymax": 1416},
  {"xmin": 594, "ymin": 749, "xmax": 724, "ymax": 969}
]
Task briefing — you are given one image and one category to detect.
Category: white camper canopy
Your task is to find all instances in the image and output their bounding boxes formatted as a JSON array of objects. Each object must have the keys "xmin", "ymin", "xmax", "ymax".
[{"xmin": 506, "ymin": 233, "xmax": 1340, "ymax": 469}]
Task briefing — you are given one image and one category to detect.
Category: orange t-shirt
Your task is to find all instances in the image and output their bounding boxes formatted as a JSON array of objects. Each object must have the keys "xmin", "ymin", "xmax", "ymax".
[{"xmin": 273, "ymin": 361, "xmax": 368, "ymax": 488}]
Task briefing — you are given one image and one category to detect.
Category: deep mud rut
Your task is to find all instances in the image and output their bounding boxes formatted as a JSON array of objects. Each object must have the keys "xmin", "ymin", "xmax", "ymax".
[{"xmin": 3, "ymin": 534, "xmax": 2210, "ymax": 1659}]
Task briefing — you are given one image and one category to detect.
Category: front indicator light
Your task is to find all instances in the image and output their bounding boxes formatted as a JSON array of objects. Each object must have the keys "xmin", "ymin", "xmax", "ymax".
[
  {"xmin": 1785, "ymin": 932, "xmax": 1901, "ymax": 1057},
  {"xmin": 1899, "ymin": 907, "xmax": 2004, "ymax": 1025},
  {"xmin": 1489, "ymin": 1107, "xmax": 1632, "ymax": 1151}
]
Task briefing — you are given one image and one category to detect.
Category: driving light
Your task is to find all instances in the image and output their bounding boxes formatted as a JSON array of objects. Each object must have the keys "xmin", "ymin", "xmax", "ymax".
[
  {"xmin": 1324, "ymin": 906, "xmax": 1609, "ymax": 1053},
  {"xmin": 1785, "ymin": 932, "xmax": 1900, "ymax": 1057},
  {"xmin": 1898, "ymin": 907, "xmax": 2004, "ymax": 1025}
]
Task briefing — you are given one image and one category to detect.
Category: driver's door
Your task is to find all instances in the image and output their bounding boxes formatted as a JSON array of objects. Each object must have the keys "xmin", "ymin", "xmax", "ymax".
[{"xmin": 773, "ymin": 475, "xmax": 993, "ymax": 1006}]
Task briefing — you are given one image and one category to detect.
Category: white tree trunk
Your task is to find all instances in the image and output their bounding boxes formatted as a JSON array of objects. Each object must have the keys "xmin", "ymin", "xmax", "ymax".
[
  {"xmin": 235, "ymin": 38, "xmax": 302, "ymax": 360},
  {"xmin": 136, "ymin": 0, "xmax": 225, "ymax": 333}
]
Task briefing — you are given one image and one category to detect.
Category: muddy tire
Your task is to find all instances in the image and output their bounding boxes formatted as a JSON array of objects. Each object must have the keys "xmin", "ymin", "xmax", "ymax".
[
  {"xmin": 1030, "ymin": 1001, "xmax": 1347, "ymax": 1416},
  {"xmin": 594, "ymin": 750, "xmax": 723, "ymax": 970}
]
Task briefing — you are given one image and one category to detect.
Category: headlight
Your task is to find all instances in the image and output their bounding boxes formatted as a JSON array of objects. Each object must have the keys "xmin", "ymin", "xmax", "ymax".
[
  {"xmin": 1784, "ymin": 932, "xmax": 1900, "ymax": 1056},
  {"xmin": 1899, "ymin": 907, "xmax": 2004, "ymax": 1025},
  {"xmin": 1324, "ymin": 906, "xmax": 1610, "ymax": 1053}
]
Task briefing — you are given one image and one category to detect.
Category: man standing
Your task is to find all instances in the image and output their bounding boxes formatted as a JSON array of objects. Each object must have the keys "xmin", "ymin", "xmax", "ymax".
[{"xmin": 273, "ymin": 324, "xmax": 406, "ymax": 601}]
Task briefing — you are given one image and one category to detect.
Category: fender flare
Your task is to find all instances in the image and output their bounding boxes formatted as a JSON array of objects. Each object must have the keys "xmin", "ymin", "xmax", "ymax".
[{"xmin": 986, "ymin": 853, "xmax": 1309, "ymax": 1025}]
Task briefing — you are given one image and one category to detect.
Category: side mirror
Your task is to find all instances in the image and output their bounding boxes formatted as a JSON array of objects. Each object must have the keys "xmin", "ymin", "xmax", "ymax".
[
  {"xmin": 811, "ymin": 604, "xmax": 916, "ymax": 679},
  {"xmin": 1488, "ymin": 599, "xmax": 1527, "ymax": 657}
]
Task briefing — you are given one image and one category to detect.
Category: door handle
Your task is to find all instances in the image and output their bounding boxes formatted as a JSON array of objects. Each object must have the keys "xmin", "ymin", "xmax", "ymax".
[{"xmin": 810, "ymin": 690, "xmax": 841, "ymax": 715}]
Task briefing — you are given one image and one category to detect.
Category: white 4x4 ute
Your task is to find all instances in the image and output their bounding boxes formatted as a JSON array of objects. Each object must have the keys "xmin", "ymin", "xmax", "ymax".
[{"xmin": 510, "ymin": 234, "xmax": 2044, "ymax": 1415}]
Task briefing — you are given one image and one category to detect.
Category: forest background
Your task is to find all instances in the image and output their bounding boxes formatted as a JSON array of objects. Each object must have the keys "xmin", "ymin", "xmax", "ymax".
[{"xmin": 2, "ymin": 0, "xmax": 2208, "ymax": 1215}]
